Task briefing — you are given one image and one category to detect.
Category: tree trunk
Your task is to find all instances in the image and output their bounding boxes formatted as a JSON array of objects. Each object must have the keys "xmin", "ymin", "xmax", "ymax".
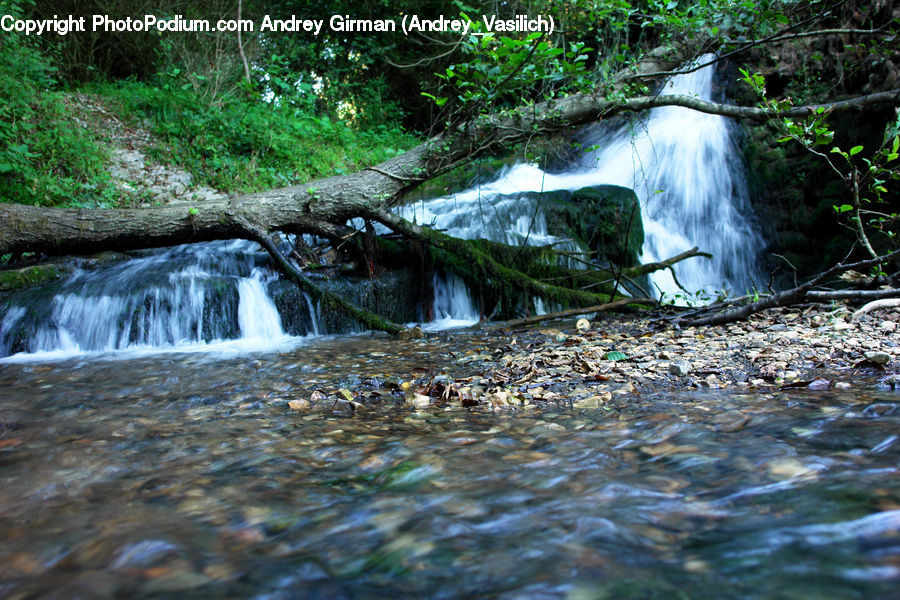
[{"xmin": 2, "ymin": 89, "xmax": 897, "ymax": 257}]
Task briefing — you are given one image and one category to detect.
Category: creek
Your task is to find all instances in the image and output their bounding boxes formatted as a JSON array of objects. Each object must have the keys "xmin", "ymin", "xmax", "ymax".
[
  {"xmin": 1, "ymin": 336, "xmax": 898, "ymax": 598},
  {"xmin": 2, "ymin": 56, "xmax": 897, "ymax": 598}
]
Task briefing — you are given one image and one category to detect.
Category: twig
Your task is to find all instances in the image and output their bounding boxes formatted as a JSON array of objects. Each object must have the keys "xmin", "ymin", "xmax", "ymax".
[
  {"xmin": 852, "ymin": 298, "xmax": 900, "ymax": 320},
  {"xmin": 485, "ymin": 297, "xmax": 655, "ymax": 330}
]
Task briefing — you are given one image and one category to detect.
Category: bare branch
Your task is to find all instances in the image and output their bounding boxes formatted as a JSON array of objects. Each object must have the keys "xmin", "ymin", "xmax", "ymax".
[{"xmin": 681, "ymin": 250, "xmax": 900, "ymax": 327}]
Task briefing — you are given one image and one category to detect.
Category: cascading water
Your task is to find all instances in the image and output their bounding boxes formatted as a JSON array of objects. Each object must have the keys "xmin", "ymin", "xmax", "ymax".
[
  {"xmin": 0, "ymin": 57, "xmax": 762, "ymax": 351},
  {"xmin": 0, "ymin": 240, "xmax": 314, "ymax": 359},
  {"xmin": 582, "ymin": 54, "xmax": 761, "ymax": 300},
  {"xmin": 423, "ymin": 272, "xmax": 480, "ymax": 330},
  {"xmin": 237, "ymin": 268, "xmax": 288, "ymax": 340},
  {"xmin": 405, "ymin": 53, "xmax": 762, "ymax": 317}
]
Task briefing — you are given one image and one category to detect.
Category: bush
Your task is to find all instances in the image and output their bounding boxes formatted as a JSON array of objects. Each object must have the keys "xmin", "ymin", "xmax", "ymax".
[
  {"xmin": 89, "ymin": 76, "xmax": 420, "ymax": 194},
  {"xmin": 0, "ymin": 33, "xmax": 116, "ymax": 207}
]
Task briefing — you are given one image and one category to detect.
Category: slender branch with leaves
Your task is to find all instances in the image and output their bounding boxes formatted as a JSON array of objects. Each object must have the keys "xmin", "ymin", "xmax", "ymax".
[{"xmin": 740, "ymin": 68, "xmax": 900, "ymax": 267}]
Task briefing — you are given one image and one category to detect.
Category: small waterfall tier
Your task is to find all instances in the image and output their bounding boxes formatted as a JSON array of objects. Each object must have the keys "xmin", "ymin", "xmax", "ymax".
[{"xmin": 0, "ymin": 241, "xmax": 311, "ymax": 359}]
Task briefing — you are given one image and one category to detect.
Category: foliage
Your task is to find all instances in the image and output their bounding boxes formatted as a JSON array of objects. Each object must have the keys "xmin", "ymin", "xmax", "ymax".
[
  {"xmin": 740, "ymin": 68, "xmax": 899, "ymax": 262},
  {"xmin": 90, "ymin": 77, "xmax": 419, "ymax": 193},
  {"xmin": 425, "ymin": 29, "xmax": 593, "ymax": 117},
  {"xmin": 0, "ymin": 1, "xmax": 117, "ymax": 207}
]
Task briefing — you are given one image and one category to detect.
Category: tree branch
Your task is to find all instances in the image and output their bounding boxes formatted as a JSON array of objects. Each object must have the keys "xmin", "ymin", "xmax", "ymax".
[
  {"xmin": 234, "ymin": 216, "xmax": 409, "ymax": 336},
  {"xmin": 681, "ymin": 250, "xmax": 900, "ymax": 326}
]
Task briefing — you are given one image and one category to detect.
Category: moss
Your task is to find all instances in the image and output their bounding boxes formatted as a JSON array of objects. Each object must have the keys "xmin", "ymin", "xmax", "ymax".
[
  {"xmin": 406, "ymin": 155, "xmax": 517, "ymax": 202},
  {"xmin": 0, "ymin": 265, "xmax": 65, "ymax": 292},
  {"xmin": 418, "ymin": 227, "xmax": 628, "ymax": 320}
]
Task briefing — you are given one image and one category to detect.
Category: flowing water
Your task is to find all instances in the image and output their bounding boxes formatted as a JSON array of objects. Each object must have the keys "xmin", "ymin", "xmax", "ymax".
[
  {"xmin": 0, "ymin": 55, "xmax": 889, "ymax": 600},
  {"xmin": 405, "ymin": 53, "xmax": 761, "ymax": 316},
  {"xmin": 0, "ymin": 336, "xmax": 898, "ymax": 599},
  {"xmin": 0, "ymin": 241, "xmax": 313, "ymax": 359},
  {"xmin": 583, "ymin": 55, "xmax": 761, "ymax": 300}
]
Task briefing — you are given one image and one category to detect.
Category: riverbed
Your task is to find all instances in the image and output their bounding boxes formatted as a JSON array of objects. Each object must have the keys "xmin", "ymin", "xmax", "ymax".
[{"xmin": 1, "ymin": 331, "xmax": 898, "ymax": 599}]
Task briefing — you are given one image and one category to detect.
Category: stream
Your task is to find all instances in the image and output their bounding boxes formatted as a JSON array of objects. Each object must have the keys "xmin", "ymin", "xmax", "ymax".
[
  {"xmin": 1, "ymin": 334, "xmax": 898, "ymax": 599},
  {"xmin": 2, "ymin": 53, "xmax": 897, "ymax": 599}
]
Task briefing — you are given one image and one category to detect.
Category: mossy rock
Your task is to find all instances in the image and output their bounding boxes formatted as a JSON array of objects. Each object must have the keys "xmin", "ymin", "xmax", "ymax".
[
  {"xmin": 566, "ymin": 186, "xmax": 643, "ymax": 267},
  {"xmin": 0, "ymin": 264, "xmax": 68, "ymax": 293},
  {"xmin": 532, "ymin": 185, "xmax": 644, "ymax": 268}
]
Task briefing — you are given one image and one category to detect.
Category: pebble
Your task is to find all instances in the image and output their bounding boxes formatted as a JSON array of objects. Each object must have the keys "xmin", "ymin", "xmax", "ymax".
[
  {"xmin": 865, "ymin": 351, "xmax": 891, "ymax": 364},
  {"xmin": 407, "ymin": 394, "xmax": 431, "ymax": 408},
  {"xmin": 669, "ymin": 361, "xmax": 692, "ymax": 377},
  {"xmin": 288, "ymin": 399, "xmax": 310, "ymax": 411}
]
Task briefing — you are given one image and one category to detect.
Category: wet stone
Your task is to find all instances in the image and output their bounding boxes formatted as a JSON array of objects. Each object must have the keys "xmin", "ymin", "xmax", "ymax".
[
  {"xmin": 669, "ymin": 361, "xmax": 692, "ymax": 377},
  {"xmin": 865, "ymin": 351, "xmax": 892, "ymax": 365}
]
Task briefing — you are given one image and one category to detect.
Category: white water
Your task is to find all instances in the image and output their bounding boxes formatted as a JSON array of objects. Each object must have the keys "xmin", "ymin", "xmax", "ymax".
[
  {"xmin": 237, "ymin": 268, "xmax": 286, "ymax": 340},
  {"xmin": 406, "ymin": 53, "xmax": 762, "ymax": 320},
  {"xmin": 583, "ymin": 55, "xmax": 760, "ymax": 300},
  {"xmin": 420, "ymin": 273, "xmax": 480, "ymax": 330},
  {"xmin": 0, "ymin": 241, "xmax": 311, "ymax": 360}
]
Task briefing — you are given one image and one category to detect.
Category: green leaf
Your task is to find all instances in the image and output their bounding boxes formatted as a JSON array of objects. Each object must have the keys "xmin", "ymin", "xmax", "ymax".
[{"xmin": 849, "ymin": 145, "xmax": 864, "ymax": 156}]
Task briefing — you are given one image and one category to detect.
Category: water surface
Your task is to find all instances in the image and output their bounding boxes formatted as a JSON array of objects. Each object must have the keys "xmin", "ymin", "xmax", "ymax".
[{"xmin": 0, "ymin": 334, "xmax": 898, "ymax": 599}]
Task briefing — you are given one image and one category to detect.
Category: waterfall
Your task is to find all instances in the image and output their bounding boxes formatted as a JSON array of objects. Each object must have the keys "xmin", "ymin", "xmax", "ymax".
[
  {"xmin": 237, "ymin": 268, "xmax": 286, "ymax": 339},
  {"xmin": 582, "ymin": 54, "xmax": 761, "ymax": 300},
  {"xmin": 423, "ymin": 273, "xmax": 480, "ymax": 330},
  {"xmin": 0, "ymin": 240, "xmax": 315, "ymax": 359},
  {"xmin": 404, "ymin": 53, "xmax": 761, "ymax": 317}
]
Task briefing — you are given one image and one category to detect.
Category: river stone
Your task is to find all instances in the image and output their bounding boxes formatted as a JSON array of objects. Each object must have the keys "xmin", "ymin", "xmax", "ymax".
[
  {"xmin": 865, "ymin": 351, "xmax": 891, "ymax": 364},
  {"xmin": 407, "ymin": 394, "xmax": 431, "ymax": 408},
  {"xmin": 669, "ymin": 361, "xmax": 692, "ymax": 377}
]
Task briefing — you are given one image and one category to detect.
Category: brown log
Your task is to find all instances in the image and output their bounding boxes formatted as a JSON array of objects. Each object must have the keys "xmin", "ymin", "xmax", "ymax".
[{"xmin": 2, "ymin": 89, "xmax": 898, "ymax": 257}]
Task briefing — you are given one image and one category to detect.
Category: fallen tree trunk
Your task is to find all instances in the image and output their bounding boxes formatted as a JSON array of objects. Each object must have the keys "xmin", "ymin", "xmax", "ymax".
[{"xmin": 1, "ymin": 89, "xmax": 897, "ymax": 257}]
